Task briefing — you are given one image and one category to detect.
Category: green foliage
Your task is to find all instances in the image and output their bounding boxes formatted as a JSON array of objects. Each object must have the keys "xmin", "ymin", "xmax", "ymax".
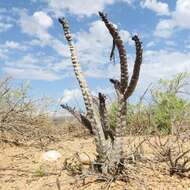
[
  {"xmin": 0, "ymin": 77, "xmax": 55, "ymax": 144},
  {"xmin": 34, "ymin": 165, "xmax": 46, "ymax": 177},
  {"xmin": 11, "ymin": 80, "xmax": 30, "ymax": 99},
  {"xmin": 151, "ymin": 73, "xmax": 190, "ymax": 134},
  {"xmin": 108, "ymin": 101, "xmax": 118, "ymax": 129},
  {"xmin": 152, "ymin": 93, "xmax": 188, "ymax": 134},
  {"xmin": 151, "ymin": 73, "xmax": 189, "ymax": 134},
  {"xmin": 126, "ymin": 103, "xmax": 152, "ymax": 134},
  {"xmin": 108, "ymin": 73, "xmax": 190, "ymax": 135},
  {"xmin": 108, "ymin": 101, "xmax": 151, "ymax": 134}
]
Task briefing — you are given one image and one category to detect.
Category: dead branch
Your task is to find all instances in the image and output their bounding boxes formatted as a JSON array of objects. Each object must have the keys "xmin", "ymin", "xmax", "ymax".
[
  {"xmin": 98, "ymin": 93, "xmax": 115, "ymax": 141},
  {"xmin": 60, "ymin": 104, "xmax": 93, "ymax": 134},
  {"xmin": 99, "ymin": 12, "xmax": 128, "ymax": 93},
  {"xmin": 125, "ymin": 35, "xmax": 143, "ymax": 99}
]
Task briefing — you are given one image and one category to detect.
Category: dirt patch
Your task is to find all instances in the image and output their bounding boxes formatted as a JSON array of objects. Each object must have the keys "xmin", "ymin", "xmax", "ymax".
[{"xmin": 0, "ymin": 137, "xmax": 190, "ymax": 190}]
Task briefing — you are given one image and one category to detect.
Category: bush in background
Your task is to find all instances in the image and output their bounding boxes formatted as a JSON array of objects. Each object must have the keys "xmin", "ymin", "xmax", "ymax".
[
  {"xmin": 108, "ymin": 73, "xmax": 190, "ymax": 135},
  {"xmin": 151, "ymin": 73, "xmax": 190, "ymax": 134},
  {"xmin": 0, "ymin": 77, "xmax": 57, "ymax": 146}
]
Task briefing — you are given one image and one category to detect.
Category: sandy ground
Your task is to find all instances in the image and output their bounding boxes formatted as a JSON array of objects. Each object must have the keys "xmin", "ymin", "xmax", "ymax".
[{"xmin": 0, "ymin": 136, "xmax": 190, "ymax": 190}]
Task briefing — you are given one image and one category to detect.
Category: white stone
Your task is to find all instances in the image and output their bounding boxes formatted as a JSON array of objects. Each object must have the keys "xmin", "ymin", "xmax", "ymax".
[{"xmin": 42, "ymin": 150, "xmax": 62, "ymax": 162}]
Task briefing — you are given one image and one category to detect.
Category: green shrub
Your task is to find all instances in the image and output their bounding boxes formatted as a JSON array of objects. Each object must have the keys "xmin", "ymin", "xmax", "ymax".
[
  {"xmin": 151, "ymin": 73, "xmax": 190, "ymax": 134},
  {"xmin": 108, "ymin": 101, "xmax": 118, "ymax": 129},
  {"xmin": 108, "ymin": 73, "xmax": 190, "ymax": 135},
  {"xmin": 108, "ymin": 102, "xmax": 151, "ymax": 134}
]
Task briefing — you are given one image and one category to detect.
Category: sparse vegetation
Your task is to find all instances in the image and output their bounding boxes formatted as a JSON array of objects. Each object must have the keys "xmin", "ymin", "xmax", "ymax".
[
  {"xmin": 0, "ymin": 77, "xmax": 60, "ymax": 147},
  {"xmin": 1, "ymin": 10, "xmax": 190, "ymax": 190},
  {"xmin": 108, "ymin": 72, "xmax": 190, "ymax": 135},
  {"xmin": 34, "ymin": 165, "xmax": 46, "ymax": 177},
  {"xmin": 150, "ymin": 73, "xmax": 190, "ymax": 134},
  {"xmin": 56, "ymin": 12, "xmax": 190, "ymax": 189}
]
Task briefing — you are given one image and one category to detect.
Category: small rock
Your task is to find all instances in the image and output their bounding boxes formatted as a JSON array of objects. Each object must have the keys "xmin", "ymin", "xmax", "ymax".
[
  {"xmin": 42, "ymin": 150, "xmax": 61, "ymax": 162},
  {"xmin": 78, "ymin": 153, "xmax": 94, "ymax": 165}
]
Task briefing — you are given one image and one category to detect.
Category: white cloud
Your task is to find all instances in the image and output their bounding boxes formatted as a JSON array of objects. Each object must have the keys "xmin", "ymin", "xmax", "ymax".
[
  {"xmin": 165, "ymin": 40, "xmax": 176, "ymax": 47},
  {"xmin": 19, "ymin": 10, "xmax": 70, "ymax": 57},
  {"xmin": 52, "ymin": 60, "xmax": 72, "ymax": 72},
  {"xmin": 75, "ymin": 20, "xmax": 112, "ymax": 58},
  {"xmin": 45, "ymin": 0, "xmax": 114, "ymax": 17},
  {"xmin": 186, "ymin": 44, "xmax": 190, "ymax": 49},
  {"xmin": 74, "ymin": 20, "xmax": 113, "ymax": 75},
  {"xmin": 0, "ymin": 8, "xmax": 15, "ymax": 32},
  {"xmin": 3, "ymin": 54, "xmax": 62, "ymax": 81},
  {"xmin": 146, "ymin": 41, "xmax": 156, "ymax": 48},
  {"xmin": 85, "ymin": 64, "xmax": 120, "ymax": 78},
  {"xmin": 4, "ymin": 41, "xmax": 20, "ymax": 49},
  {"xmin": 58, "ymin": 50, "xmax": 190, "ymax": 104},
  {"xmin": 142, "ymin": 50, "xmax": 190, "ymax": 80},
  {"xmin": 56, "ymin": 19, "xmax": 131, "ymax": 80},
  {"xmin": 17, "ymin": 7, "xmax": 132, "ymax": 81},
  {"xmin": 14, "ymin": 8, "xmax": 133, "ymax": 82},
  {"xmin": 140, "ymin": 0, "xmax": 170, "ymax": 16},
  {"xmin": 122, "ymin": 0, "xmax": 134, "ymax": 4},
  {"xmin": 0, "ymin": 22, "xmax": 13, "ymax": 32},
  {"xmin": 2, "ymin": 41, "xmax": 27, "ymax": 50},
  {"xmin": 120, "ymin": 30, "xmax": 131, "ymax": 44},
  {"xmin": 0, "ymin": 41, "xmax": 27, "ymax": 62},
  {"xmin": 0, "ymin": 49, "xmax": 8, "ymax": 59},
  {"xmin": 92, "ymin": 86, "xmax": 114, "ymax": 96},
  {"xmin": 75, "ymin": 20, "xmax": 131, "ymax": 72},
  {"xmin": 59, "ymin": 87, "xmax": 115, "ymax": 109},
  {"xmin": 29, "ymin": 39, "xmax": 48, "ymax": 47},
  {"xmin": 154, "ymin": 19, "xmax": 176, "ymax": 38},
  {"xmin": 3, "ymin": 67, "xmax": 60, "ymax": 81},
  {"xmin": 20, "ymin": 10, "xmax": 53, "ymax": 40},
  {"xmin": 33, "ymin": 11, "xmax": 53, "ymax": 28},
  {"xmin": 44, "ymin": 0, "xmax": 133, "ymax": 17},
  {"xmin": 154, "ymin": 0, "xmax": 190, "ymax": 38},
  {"xmin": 126, "ymin": 50, "xmax": 190, "ymax": 100},
  {"xmin": 5, "ymin": 55, "xmax": 38, "ymax": 67},
  {"xmin": 60, "ymin": 88, "xmax": 82, "ymax": 104},
  {"xmin": 174, "ymin": 0, "xmax": 190, "ymax": 29},
  {"xmin": 50, "ymin": 38, "xmax": 70, "ymax": 57}
]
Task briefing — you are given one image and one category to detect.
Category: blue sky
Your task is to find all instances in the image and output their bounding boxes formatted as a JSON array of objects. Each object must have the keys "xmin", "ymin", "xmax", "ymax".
[{"xmin": 0, "ymin": 0, "xmax": 190, "ymax": 111}]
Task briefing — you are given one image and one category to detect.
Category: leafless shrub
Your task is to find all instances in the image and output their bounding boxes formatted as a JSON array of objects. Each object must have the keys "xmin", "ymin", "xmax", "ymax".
[
  {"xmin": 167, "ymin": 148, "xmax": 190, "ymax": 177},
  {"xmin": 149, "ymin": 134, "xmax": 190, "ymax": 177},
  {"xmin": 0, "ymin": 77, "xmax": 58, "ymax": 147}
]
